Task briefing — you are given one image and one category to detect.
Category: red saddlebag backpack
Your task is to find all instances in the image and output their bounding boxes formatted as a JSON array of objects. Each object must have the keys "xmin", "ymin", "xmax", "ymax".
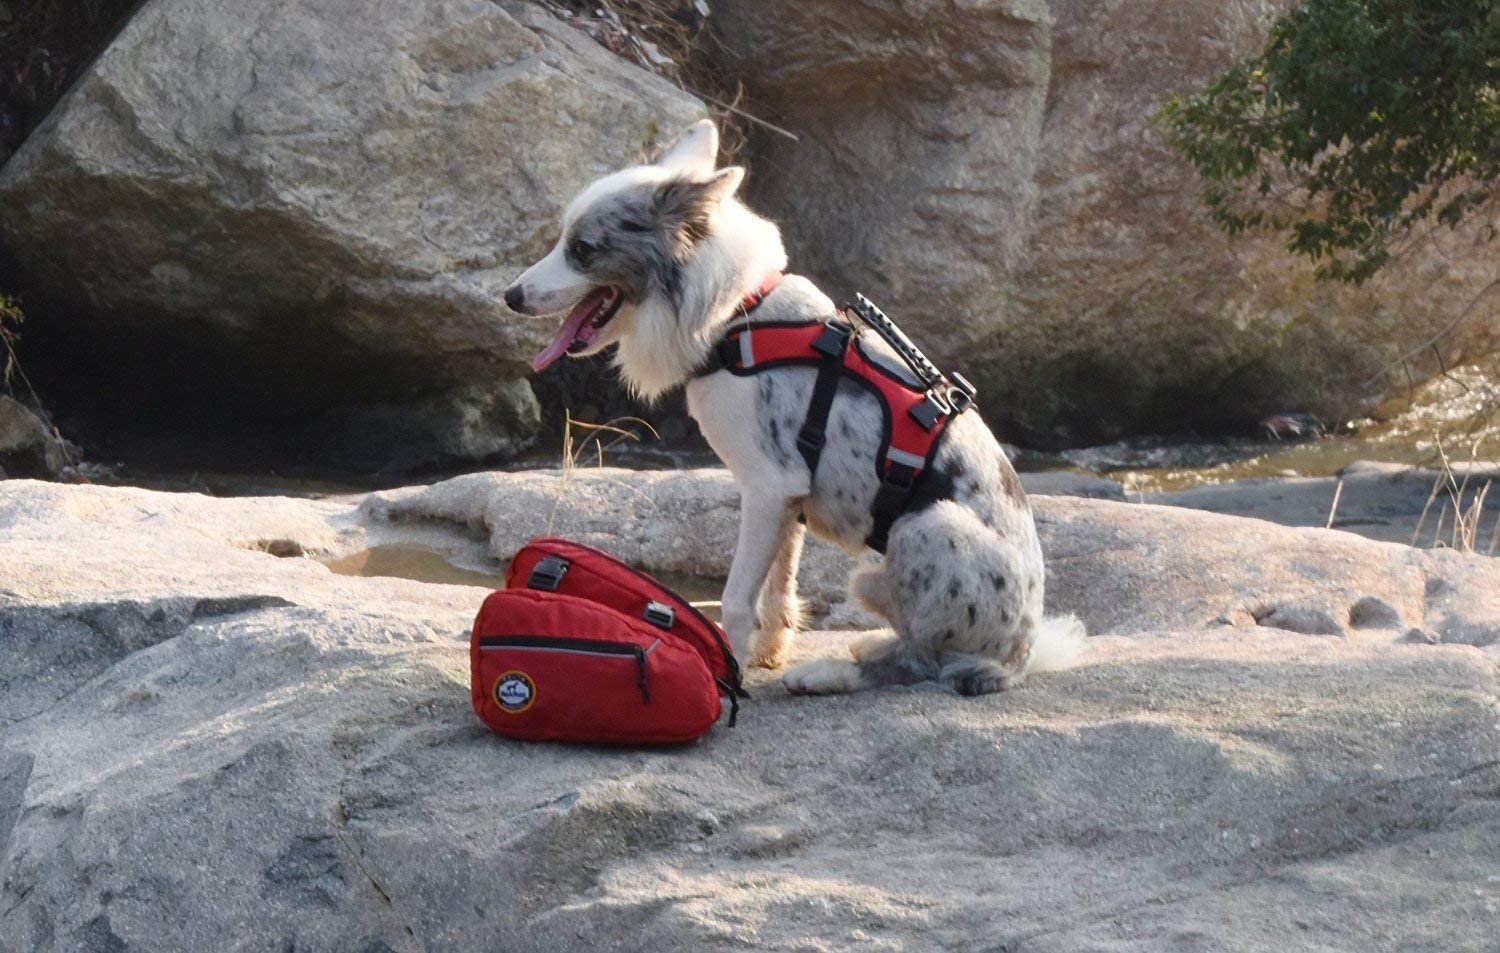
[{"xmin": 470, "ymin": 537, "xmax": 744, "ymax": 745}]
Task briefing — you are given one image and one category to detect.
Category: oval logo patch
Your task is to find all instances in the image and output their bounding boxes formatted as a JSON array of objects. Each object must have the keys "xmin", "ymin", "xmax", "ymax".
[{"xmin": 494, "ymin": 671, "xmax": 536, "ymax": 713}]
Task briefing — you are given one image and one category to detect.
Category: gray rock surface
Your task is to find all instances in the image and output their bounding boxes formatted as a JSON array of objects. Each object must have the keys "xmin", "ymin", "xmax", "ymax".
[
  {"xmin": 0, "ymin": 396, "xmax": 67, "ymax": 479},
  {"xmin": 709, "ymin": 0, "xmax": 1500, "ymax": 444},
  {"xmin": 3, "ymin": 473, "xmax": 1500, "ymax": 951},
  {"xmin": 1147, "ymin": 459, "xmax": 1500, "ymax": 549},
  {"xmin": 0, "ymin": 0, "xmax": 703, "ymax": 469},
  {"xmin": 372, "ymin": 466, "xmax": 1500, "ymax": 644}
]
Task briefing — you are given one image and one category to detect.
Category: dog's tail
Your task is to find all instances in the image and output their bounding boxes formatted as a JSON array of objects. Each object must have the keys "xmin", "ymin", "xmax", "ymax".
[{"xmin": 1024, "ymin": 614, "xmax": 1087, "ymax": 675}]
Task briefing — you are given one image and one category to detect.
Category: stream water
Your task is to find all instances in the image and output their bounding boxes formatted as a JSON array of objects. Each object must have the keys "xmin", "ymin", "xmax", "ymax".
[
  {"xmin": 90, "ymin": 355, "xmax": 1499, "ymax": 588},
  {"xmin": 322, "ymin": 542, "xmax": 726, "ymax": 616}
]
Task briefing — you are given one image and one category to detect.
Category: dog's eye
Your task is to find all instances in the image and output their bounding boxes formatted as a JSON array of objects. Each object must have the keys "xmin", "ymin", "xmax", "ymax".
[{"xmin": 568, "ymin": 237, "xmax": 600, "ymax": 264}]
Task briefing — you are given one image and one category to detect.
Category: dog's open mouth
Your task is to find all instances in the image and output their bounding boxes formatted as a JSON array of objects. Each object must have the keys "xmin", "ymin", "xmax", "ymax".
[{"xmin": 530, "ymin": 287, "xmax": 624, "ymax": 372}]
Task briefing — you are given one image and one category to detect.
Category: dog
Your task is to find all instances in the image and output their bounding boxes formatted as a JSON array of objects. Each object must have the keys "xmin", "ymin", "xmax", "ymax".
[{"xmin": 505, "ymin": 119, "xmax": 1083, "ymax": 695}]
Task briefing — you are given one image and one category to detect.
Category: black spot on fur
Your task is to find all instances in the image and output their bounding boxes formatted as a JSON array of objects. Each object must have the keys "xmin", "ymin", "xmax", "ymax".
[
  {"xmin": 997, "ymin": 458, "xmax": 1026, "ymax": 504},
  {"xmin": 942, "ymin": 629, "xmax": 956, "ymax": 642},
  {"xmin": 990, "ymin": 573, "xmax": 1006, "ymax": 591},
  {"xmin": 947, "ymin": 579, "xmax": 961, "ymax": 599},
  {"xmin": 839, "ymin": 420, "xmax": 854, "ymax": 439},
  {"xmin": 1000, "ymin": 609, "xmax": 1011, "ymax": 624},
  {"xmin": 655, "ymin": 176, "xmax": 718, "ymax": 251},
  {"xmin": 756, "ymin": 377, "xmax": 795, "ymax": 467},
  {"xmin": 947, "ymin": 538, "xmax": 957, "ymax": 551},
  {"xmin": 967, "ymin": 603, "xmax": 976, "ymax": 626}
]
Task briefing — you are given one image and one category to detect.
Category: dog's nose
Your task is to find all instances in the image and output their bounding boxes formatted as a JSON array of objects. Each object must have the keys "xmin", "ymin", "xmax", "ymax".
[{"xmin": 503, "ymin": 284, "xmax": 525, "ymax": 313}]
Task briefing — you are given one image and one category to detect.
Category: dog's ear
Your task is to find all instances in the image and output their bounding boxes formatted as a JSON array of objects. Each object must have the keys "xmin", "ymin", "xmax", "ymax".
[
  {"xmin": 655, "ymin": 167, "xmax": 744, "ymax": 255},
  {"xmin": 655, "ymin": 119, "xmax": 719, "ymax": 174}
]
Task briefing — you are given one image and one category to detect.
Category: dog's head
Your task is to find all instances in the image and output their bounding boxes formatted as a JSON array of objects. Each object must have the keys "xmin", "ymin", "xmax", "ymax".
[{"xmin": 506, "ymin": 120, "xmax": 754, "ymax": 375}]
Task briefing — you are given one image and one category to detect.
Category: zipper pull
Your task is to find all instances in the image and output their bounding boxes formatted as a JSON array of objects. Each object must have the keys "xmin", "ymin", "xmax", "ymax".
[{"xmin": 635, "ymin": 646, "xmax": 651, "ymax": 704}]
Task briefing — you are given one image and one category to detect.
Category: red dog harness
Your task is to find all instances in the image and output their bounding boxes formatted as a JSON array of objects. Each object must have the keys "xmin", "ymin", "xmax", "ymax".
[{"xmin": 698, "ymin": 276, "xmax": 973, "ymax": 552}]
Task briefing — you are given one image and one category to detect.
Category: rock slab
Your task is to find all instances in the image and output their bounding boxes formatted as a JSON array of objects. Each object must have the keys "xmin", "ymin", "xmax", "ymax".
[{"xmin": 2, "ymin": 474, "xmax": 1499, "ymax": 951}]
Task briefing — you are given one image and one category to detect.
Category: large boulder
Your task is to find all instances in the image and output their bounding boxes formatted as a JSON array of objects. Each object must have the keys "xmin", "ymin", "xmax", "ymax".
[
  {"xmin": 3, "ymin": 476, "xmax": 1500, "ymax": 951},
  {"xmin": 0, "ymin": 0, "xmax": 704, "ymax": 471},
  {"xmin": 709, "ymin": 0, "xmax": 1500, "ymax": 445},
  {"xmin": 0, "ymin": 395, "xmax": 68, "ymax": 478}
]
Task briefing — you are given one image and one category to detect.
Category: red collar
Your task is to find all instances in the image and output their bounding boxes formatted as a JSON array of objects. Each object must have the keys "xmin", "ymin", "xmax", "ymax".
[{"xmin": 737, "ymin": 272, "xmax": 784, "ymax": 314}]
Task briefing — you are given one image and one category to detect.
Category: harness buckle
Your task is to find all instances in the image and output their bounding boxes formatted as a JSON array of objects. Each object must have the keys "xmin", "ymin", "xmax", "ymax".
[
  {"xmin": 812, "ymin": 320, "xmax": 854, "ymax": 358},
  {"xmin": 526, "ymin": 555, "xmax": 570, "ymax": 591},
  {"xmin": 796, "ymin": 428, "xmax": 826, "ymax": 459},
  {"xmin": 910, "ymin": 391, "xmax": 952, "ymax": 430}
]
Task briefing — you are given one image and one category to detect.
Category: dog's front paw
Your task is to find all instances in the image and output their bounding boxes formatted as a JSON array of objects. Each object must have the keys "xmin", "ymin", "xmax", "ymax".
[
  {"xmin": 782, "ymin": 658, "xmax": 861, "ymax": 695},
  {"xmin": 747, "ymin": 626, "xmax": 794, "ymax": 669}
]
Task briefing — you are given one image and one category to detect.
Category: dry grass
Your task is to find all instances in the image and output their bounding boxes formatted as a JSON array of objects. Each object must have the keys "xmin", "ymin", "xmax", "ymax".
[
  {"xmin": 1, "ymin": 292, "xmax": 24, "ymax": 395},
  {"xmin": 546, "ymin": 411, "xmax": 661, "ymax": 533},
  {"xmin": 0, "ymin": 291, "xmax": 80, "ymax": 470},
  {"xmin": 1324, "ymin": 476, "xmax": 1344, "ymax": 529},
  {"xmin": 540, "ymin": 0, "xmax": 764, "ymax": 160},
  {"xmin": 1414, "ymin": 435, "xmax": 1498, "ymax": 554}
]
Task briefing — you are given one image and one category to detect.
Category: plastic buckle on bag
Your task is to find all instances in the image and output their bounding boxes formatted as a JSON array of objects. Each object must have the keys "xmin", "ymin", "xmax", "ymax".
[
  {"xmin": 643, "ymin": 601, "xmax": 676, "ymax": 629},
  {"xmin": 527, "ymin": 555, "xmax": 570, "ymax": 591}
]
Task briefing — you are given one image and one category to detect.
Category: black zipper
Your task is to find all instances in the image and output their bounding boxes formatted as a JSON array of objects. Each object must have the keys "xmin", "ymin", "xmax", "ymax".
[
  {"xmin": 535, "ymin": 542, "xmax": 746, "ymax": 697},
  {"xmin": 480, "ymin": 635, "xmax": 652, "ymax": 704}
]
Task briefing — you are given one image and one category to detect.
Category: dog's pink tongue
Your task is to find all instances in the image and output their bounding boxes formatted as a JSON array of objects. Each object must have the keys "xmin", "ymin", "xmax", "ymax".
[{"xmin": 530, "ymin": 288, "xmax": 610, "ymax": 372}]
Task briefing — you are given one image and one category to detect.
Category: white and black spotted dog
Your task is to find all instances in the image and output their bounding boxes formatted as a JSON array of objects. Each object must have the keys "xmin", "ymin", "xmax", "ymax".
[{"xmin": 506, "ymin": 120, "xmax": 1084, "ymax": 695}]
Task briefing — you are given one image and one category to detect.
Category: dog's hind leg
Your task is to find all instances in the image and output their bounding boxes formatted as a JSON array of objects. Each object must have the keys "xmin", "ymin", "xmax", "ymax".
[
  {"xmin": 783, "ymin": 632, "xmax": 937, "ymax": 695},
  {"xmin": 882, "ymin": 501, "xmax": 1046, "ymax": 695},
  {"xmin": 749, "ymin": 519, "xmax": 805, "ymax": 669},
  {"xmin": 849, "ymin": 559, "xmax": 899, "ymax": 627}
]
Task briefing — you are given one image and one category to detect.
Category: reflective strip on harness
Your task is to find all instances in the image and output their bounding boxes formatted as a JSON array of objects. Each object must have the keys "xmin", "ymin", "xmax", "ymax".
[{"xmin": 885, "ymin": 446, "xmax": 927, "ymax": 469}]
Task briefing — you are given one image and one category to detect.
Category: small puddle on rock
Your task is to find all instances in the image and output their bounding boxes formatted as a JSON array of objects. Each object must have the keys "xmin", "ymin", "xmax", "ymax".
[
  {"xmin": 322, "ymin": 544, "xmax": 726, "ymax": 619},
  {"xmin": 324, "ymin": 545, "xmax": 505, "ymax": 589}
]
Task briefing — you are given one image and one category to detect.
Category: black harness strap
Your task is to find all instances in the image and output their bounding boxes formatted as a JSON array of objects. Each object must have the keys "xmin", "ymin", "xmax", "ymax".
[
  {"xmin": 868, "ymin": 464, "xmax": 917, "ymax": 553},
  {"xmin": 693, "ymin": 286, "xmax": 969, "ymax": 556},
  {"xmin": 865, "ymin": 442, "xmax": 956, "ymax": 553},
  {"xmin": 796, "ymin": 321, "xmax": 853, "ymax": 475}
]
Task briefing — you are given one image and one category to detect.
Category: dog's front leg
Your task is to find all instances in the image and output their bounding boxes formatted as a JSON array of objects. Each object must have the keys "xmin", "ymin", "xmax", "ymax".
[
  {"xmin": 749, "ymin": 519, "xmax": 805, "ymax": 669},
  {"xmin": 721, "ymin": 494, "xmax": 798, "ymax": 664}
]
